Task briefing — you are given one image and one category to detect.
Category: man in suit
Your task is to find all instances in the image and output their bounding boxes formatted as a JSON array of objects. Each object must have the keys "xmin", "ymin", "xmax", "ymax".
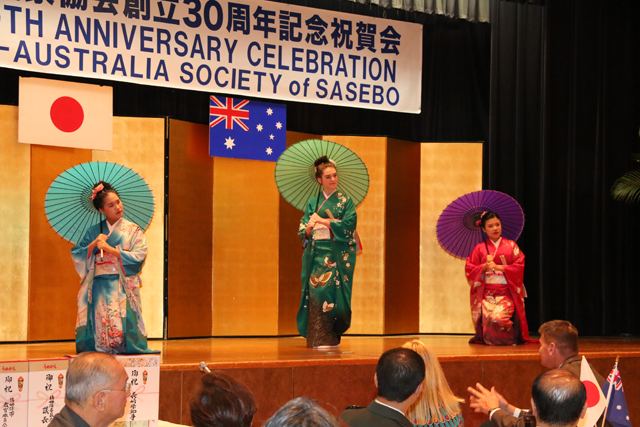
[
  {"xmin": 468, "ymin": 320, "xmax": 606, "ymax": 427},
  {"xmin": 341, "ymin": 347, "xmax": 425, "ymax": 427},
  {"xmin": 48, "ymin": 352, "xmax": 129, "ymax": 427},
  {"xmin": 531, "ymin": 369, "xmax": 587, "ymax": 427}
]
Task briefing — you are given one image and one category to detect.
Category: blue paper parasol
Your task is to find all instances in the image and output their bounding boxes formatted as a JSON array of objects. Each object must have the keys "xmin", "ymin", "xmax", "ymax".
[
  {"xmin": 436, "ymin": 190, "xmax": 524, "ymax": 259},
  {"xmin": 45, "ymin": 162, "xmax": 154, "ymax": 244}
]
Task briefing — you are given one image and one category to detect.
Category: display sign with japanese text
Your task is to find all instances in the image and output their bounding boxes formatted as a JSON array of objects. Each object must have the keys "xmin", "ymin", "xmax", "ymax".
[
  {"xmin": 27, "ymin": 359, "xmax": 68, "ymax": 427},
  {"xmin": 0, "ymin": 0, "xmax": 423, "ymax": 112},
  {"xmin": 1, "ymin": 361, "xmax": 29, "ymax": 427},
  {"xmin": 115, "ymin": 355, "xmax": 159, "ymax": 424}
]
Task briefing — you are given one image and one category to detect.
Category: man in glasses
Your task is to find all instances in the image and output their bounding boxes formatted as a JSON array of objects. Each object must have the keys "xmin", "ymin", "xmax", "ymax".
[{"xmin": 49, "ymin": 352, "xmax": 129, "ymax": 427}]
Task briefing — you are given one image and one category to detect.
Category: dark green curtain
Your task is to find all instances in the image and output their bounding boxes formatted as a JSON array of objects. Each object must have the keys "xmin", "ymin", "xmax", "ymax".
[{"xmin": 487, "ymin": 0, "xmax": 640, "ymax": 336}]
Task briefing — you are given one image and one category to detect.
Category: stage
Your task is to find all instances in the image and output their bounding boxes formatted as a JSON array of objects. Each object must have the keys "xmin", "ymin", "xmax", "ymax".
[{"xmin": 1, "ymin": 335, "xmax": 639, "ymax": 426}]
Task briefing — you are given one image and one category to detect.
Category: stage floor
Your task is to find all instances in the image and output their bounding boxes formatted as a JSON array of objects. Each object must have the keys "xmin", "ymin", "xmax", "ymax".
[
  {"xmin": 2, "ymin": 334, "xmax": 640, "ymax": 368},
  {"xmin": 2, "ymin": 335, "xmax": 640, "ymax": 426}
]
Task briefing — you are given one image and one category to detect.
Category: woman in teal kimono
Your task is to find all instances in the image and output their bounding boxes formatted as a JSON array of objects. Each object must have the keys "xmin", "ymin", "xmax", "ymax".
[
  {"xmin": 298, "ymin": 156, "xmax": 358, "ymax": 348},
  {"xmin": 71, "ymin": 181, "xmax": 158, "ymax": 354}
]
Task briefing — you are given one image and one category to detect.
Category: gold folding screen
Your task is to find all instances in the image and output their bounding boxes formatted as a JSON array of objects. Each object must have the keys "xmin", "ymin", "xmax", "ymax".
[
  {"xmin": 0, "ymin": 106, "xmax": 30, "ymax": 341},
  {"xmin": 420, "ymin": 143, "xmax": 483, "ymax": 333}
]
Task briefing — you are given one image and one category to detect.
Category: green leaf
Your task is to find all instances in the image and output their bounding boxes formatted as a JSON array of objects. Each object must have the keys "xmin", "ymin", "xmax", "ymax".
[{"xmin": 611, "ymin": 170, "xmax": 640, "ymax": 203}]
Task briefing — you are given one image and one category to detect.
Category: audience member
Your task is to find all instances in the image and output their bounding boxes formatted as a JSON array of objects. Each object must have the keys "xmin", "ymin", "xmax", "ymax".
[
  {"xmin": 531, "ymin": 369, "xmax": 587, "ymax": 427},
  {"xmin": 190, "ymin": 372, "xmax": 256, "ymax": 427},
  {"xmin": 340, "ymin": 347, "xmax": 426, "ymax": 427},
  {"xmin": 263, "ymin": 397, "xmax": 339, "ymax": 427},
  {"xmin": 468, "ymin": 320, "xmax": 606, "ymax": 427},
  {"xmin": 48, "ymin": 352, "xmax": 129, "ymax": 427},
  {"xmin": 402, "ymin": 340, "xmax": 464, "ymax": 427}
]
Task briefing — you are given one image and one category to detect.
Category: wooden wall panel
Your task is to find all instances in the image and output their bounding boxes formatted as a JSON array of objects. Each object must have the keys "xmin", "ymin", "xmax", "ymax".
[
  {"xmin": 384, "ymin": 139, "xmax": 420, "ymax": 334},
  {"xmin": 420, "ymin": 143, "xmax": 482, "ymax": 333},
  {"xmin": 324, "ymin": 136, "xmax": 386, "ymax": 335},
  {"xmin": 167, "ymin": 119, "xmax": 213, "ymax": 338},
  {"xmin": 93, "ymin": 117, "xmax": 165, "ymax": 338},
  {"xmin": 28, "ymin": 146, "xmax": 92, "ymax": 341},
  {"xmin": 278, "ymin": 132, "xmax": 321, "ymax": 335},
  {"xmin": 0, "ymin": 106, "xmax": 30, "ymax": 341},
  {"xmin": 212, "ymin": 158, "xmax": 279, "ymax": 335}
]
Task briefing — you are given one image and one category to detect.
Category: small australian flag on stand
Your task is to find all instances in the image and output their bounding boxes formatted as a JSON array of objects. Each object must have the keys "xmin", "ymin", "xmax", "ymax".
[{"xmin": 209, "ymin": 96, "xmax": 286, "ymax": 162}]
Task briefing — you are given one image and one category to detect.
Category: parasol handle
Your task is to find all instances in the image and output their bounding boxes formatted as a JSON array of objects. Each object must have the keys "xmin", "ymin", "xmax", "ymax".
[
  {"xmin": 325, "ymin": 209, "xmax": 335, "ymax": 220},
  {"xmin": 100, "ymin": 249, "xmax": 103, "ymax": 261}
]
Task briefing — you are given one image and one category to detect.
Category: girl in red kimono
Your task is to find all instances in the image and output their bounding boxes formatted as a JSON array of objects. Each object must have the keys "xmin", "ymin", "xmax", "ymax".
[{"xmin": 465, "ymin": 211, "xmax": 536, "ymax": 345}]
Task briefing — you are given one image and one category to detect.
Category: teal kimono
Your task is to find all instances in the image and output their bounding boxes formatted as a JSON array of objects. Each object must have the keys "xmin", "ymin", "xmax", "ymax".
[
  {"xmin": 71, "ymin": 218, "xmax": 158, "ymax": 354},
  {"xmin": 297, "ymin": 191, "xmax": 357, "ymax": 347}
]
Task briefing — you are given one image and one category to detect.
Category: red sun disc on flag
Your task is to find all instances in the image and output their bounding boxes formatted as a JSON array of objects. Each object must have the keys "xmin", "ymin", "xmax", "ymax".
[
  {"xmin": 583, "ymin": 380, "xmax": 601, "ymax": 407},
  {"xmin": 50, "ymin": 96, "xmax": 84, "ymax": 132}
]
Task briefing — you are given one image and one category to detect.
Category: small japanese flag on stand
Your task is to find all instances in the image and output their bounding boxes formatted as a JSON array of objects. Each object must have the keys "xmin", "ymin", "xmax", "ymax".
[
  {"xmin": 18, "ymin": 77, "xmax": 113, "ymax": 150},
  {"xmin": 578, "ymin": 356, "xmax": 607, "ymax": 427}
]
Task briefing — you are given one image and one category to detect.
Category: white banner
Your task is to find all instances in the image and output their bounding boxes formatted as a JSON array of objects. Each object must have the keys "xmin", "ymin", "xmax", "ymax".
[{"xmin": 0, "ymin": 0, "xmax": 423, "ymax": 113}]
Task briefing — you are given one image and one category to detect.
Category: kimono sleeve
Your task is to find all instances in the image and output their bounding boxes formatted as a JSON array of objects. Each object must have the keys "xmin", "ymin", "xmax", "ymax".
[
  {"xmin": 329, "ymin": 196, "xmax": 357, "ymax": 245},
  {"xmin": 70, "ymin": 226, "xmax": 98, "ymax": 279},
  {"xmin": 298, "ymin": 198, "xmax": 314, "ymax": 242},
  {"xmin": 118, "ymin": 225, "xmax": 148, "ymax": 276},
  {"xmin": 465, "ymin": 244, "xmax": 485, "ymax": 287},
  {"xmin": 503, "ymin": 241, "xmax": 525, "ymax": 284}
]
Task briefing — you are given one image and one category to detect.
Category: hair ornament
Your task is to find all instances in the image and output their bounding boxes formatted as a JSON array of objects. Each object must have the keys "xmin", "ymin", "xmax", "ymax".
[
  {"xmin": 475, "ymin": 211, "xmax": 488, "ymax": 227},
  {"xmin": 90, "ymin": 183, "xmax": 104, "ymax": 200}
]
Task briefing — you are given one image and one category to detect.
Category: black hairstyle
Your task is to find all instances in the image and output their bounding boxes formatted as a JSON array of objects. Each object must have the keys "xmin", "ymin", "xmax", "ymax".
[
  {"xmin": 376, "ymin": 348, "xmax": 426, "ymax": 403},
  {"xmin": 538, "ymin": 320, "xmax": 579, "ymax": 355},
  {"xmin": 480, "ymin": 211, "xmax": 501, "ymax": 229},
  {"xmin": 91, "ymin": 181, "xmax": 119, "ymax": 211},
  {"xmin": 314, "ymin": 156, "xmax": 337, "ymax": 180},
  {"xmin": 189, "ymin": 372, "xmax": 257, "ymax": 427},
  {"xmin": 263, "ymin": 397, "xmax": 339, "ymax": 427},
  {"xmin": 532, "ymin": 369, "xmax": 586, "ymax": 427}
]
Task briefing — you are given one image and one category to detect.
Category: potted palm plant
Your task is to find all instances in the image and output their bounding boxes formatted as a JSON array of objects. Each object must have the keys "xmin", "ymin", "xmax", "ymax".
[{"xmin": 611, "ymin": 153, "xmax": 640, "ymax": 203}]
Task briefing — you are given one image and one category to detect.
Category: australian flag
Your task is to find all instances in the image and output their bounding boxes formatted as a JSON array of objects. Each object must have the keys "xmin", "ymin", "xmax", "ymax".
[
  {"xmin": 602, "ymin": 361, "xmax": 632, "ymax": 427},
  {"xmin": 209, "ymin": 96, "xmax": 286, "ymax": 162}
]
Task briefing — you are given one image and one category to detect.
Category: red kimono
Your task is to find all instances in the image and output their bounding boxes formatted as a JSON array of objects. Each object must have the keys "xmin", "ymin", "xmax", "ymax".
[{"xmin": 465, "ymin": 238, "xmax": 536, "ymax": 345}]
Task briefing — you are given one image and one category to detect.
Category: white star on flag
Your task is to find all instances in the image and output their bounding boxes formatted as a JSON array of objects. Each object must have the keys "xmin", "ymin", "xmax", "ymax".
[
  {"xmin": 224, "ymin": 137, "xmax": 235, "ymax": 149},
  {"xmin": 276, "ymin": 122, "xmax": 282, "ymax": 129},
  {"xmin": 266, "ymin": 147, "xmax": 273, "ymax": 155},
  {"xmin": 266, "ymin": 108, "xmax": 273, "ymax": 116},
  {"xmin": 256, "ymin": 124, "xmax": 263, "ymax": 131},
  {"xmin": 269, "ymin": 134, "xmax": 274, "ymax": 140},
  {"xmin": 617, "ymin": 405, "xmax": 622, "ymax": 410}
]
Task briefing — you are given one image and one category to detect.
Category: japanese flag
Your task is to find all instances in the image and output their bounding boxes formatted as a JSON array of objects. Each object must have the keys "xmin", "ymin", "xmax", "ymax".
[
  {"xmin": 18, "ymin": 77, "xmax": 112, "ymax": 150},
  {"xmin": 578, "ymin": 356, "xmax": 607, "ymax": 427}
]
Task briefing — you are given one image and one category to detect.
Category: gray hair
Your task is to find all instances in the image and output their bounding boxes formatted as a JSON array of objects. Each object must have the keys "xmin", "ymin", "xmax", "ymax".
[
  {"xmin": 264, "ymin": 397, "xmax": 339, "ymax": 427},
  {"xmin": 65, "ymin": 352, "xmax": 120, "ymax": 406}
]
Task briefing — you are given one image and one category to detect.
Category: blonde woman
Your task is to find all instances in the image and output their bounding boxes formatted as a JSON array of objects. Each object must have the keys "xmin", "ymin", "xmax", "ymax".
[{"xmin": 402, "ymin": 340, "xmax": 464, "ymax": 427}]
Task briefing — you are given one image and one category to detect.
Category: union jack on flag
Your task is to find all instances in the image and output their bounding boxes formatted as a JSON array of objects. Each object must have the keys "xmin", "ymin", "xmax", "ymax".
[
  {"xmin": 602, "ymin": 361, "xmax": 632, "ymax": 427},
  {"xmin": 209, "ymin": 96, "xmax": 286, "ymax": 162}
]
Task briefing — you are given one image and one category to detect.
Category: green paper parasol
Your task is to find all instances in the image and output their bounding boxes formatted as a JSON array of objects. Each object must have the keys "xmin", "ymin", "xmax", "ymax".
[
  {"xmin": 275, "ymin": 139, "xmax": 369, "ymax": 211},
  {"xmin": 45, "ymin": 161, "xmax": 154, "ymax": 244}
]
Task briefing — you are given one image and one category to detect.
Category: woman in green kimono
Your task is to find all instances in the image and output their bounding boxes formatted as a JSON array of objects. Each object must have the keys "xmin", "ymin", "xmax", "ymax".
[{"xmin": 297, "ymin": 156, "xmax": 358, "ymax": 348}]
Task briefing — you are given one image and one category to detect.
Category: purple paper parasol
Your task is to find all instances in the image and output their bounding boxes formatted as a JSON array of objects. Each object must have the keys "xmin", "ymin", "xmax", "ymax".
[{"xmin": 436, "ymin": 190, "xmax": 524, "ymax": 259}]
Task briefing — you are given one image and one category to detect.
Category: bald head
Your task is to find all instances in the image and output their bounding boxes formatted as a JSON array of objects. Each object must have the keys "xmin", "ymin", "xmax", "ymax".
[
  {"xmin": 65, "ymin": 352, "xmax": 125, "ymax": 406},
  {"xmin": 532, "ymin": 369, "xmax": 586, "ymax": 427}
]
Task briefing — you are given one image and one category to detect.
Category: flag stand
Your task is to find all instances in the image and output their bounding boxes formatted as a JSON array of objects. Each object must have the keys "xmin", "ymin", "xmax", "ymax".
[{"xmin": 601, "ymin": 355, "xmax": 620, "ymax": 427}]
